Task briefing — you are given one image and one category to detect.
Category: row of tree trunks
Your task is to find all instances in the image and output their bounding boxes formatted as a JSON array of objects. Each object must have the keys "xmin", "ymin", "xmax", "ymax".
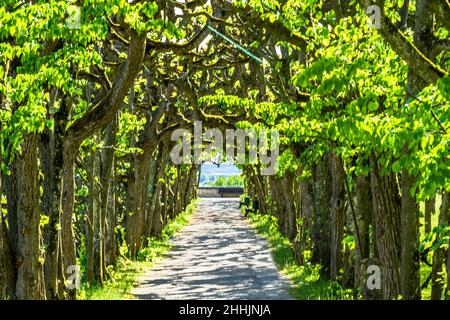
[
  {"xmin": 85, "ymin": 123, "xmax": 117, "ymax": 285},
  {"xmin": 247, "ymin": 149, "xmax": 439, "ymax": 299},
  {"xmin": 245, "ymin": 152, "xmax": 348, "ymax": 281},
  {"xmin": 57, "ymin": 33, "xmax": 147, "ymax": 299}
]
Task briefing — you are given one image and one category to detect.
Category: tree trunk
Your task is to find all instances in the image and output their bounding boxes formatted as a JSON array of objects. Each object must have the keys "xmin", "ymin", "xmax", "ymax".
[
  {"xmin": 300, "ymin": 177, "xmax": 314, "ymax": 256},
  {"xmin": 431, "ymin": 191, "xmax": 450, "ymax": 299},
  {"xmin": 40, "ymin": 97, "xmax": 69, "ymax": 300},
  {"xmin": 0, "ymin": 198, "xmax": 16, "ymax": 299},
  {"xmin": 98, "ymin": 120, "xmax": 117, "ymax": 273},
  {"xmin": 14, "ymin": 134, "xmax": 46, "ymax": 299},
  {"xmin": 143, "ymin": 148, "xmax": 163, "ymax": 242},
  {"xmin": 397, "ymin": 0, "xmax": 434, "ymax": 300},
  {"xmin": 184, "ymin": 164, "xmax": 199, "ymax": 208},
  {"xmin": 330, "ymin": 153, "xmax": 345, "ymax": 281},
  {"xmin": 354, "ymin": 173, "xmax": 371, "ymax": 291},
  {"xmin": 60, "ymin": 147, "xmax": 77, "ymax": 299},
  {"xmin": 312, "ymin": 155, "xmax": 332, "ymax": 277},
  {"xmin": 105, "ymin": 164, "xmax": 117, "ymax": 267},
  {"xmin": 446, "ymin": 234, "xmax": 450, "ymax": 300},
  {"xmin": 280, "ymin": 173, "xmax": 297, "ymax": 240},
  {"xmin": 86, "ymin": 147, "xmax": 96, "ymax": 284},
  {"xmin": 369, "ymin": 153, "xmax": 401, "ymax": 299},
  {"xmin": 400, "ymin": 162, "xmax": 421, "ymax": 299}
]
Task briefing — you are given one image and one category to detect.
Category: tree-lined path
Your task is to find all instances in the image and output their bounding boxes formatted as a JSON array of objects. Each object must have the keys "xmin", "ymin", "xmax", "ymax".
[
  {"xmin": 131, "ymin": 198, "xmax": 292, "ymax": 300},
  {"xmin": 2, "ymin": 0, "xmax": 450, "ymax": 301}
]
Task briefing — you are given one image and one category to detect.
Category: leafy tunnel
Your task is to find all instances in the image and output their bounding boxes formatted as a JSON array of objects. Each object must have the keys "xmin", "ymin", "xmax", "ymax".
[{"xmin": 0, "ymin": 0, "xmax": 449, "ymax": 301}]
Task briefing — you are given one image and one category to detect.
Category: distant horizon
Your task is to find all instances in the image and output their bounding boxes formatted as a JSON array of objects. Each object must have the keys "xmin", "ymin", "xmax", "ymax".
[
  {"xmin": 199, "ymin": 163, "xmax": 242, "ymax": 187},
  {"xmin": 200, "ymin": 162, "xmax": 242, "ymax": 176}
]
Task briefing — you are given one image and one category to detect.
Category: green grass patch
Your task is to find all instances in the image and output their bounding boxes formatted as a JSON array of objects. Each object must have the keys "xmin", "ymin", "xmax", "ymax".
[
  {"xmin": 247, "ymin": 212, "xmax": 354, "ymax": 300},
  {"xmin": 79, "ymin": 202, "xmax": 196, "ymax": 300}
]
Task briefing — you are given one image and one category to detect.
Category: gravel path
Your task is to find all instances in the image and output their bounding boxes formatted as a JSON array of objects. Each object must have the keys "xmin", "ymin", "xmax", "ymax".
[{"xmin": 131, "ymin": 198, "xmax": 293, "ymax": 300}]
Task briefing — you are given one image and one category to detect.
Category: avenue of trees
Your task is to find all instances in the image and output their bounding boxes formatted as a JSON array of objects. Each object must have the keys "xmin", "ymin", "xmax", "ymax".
[{"xmin": 0, "ymin": 0, "xmax": 449, "ymax": 300}]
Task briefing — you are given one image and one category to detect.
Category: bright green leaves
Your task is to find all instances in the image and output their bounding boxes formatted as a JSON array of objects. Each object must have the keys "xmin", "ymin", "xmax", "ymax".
[
  {"xmin": 368, "ymin": 101, "xmax": 379, "ymax": 112},
  {"xmin": 115, "ymin": 111, "xmax": 146, "ymax": 159},
  {"xmin": 120, "ymin": 1, "xmax": 161, "ymax": 34},
  {"xmin": 420, "ymin": 223, "xmax": 450, "ymax": 256},
  {"xmin": 141, "ymin": 1, "xmax": 159, "ymax": 19},
  {"xmin": 0, "ymin": 1, "xmax": 106, "ymax": 165},
  {"xmin": 437, "ymin": 76, "xmax": 450, "ymax": 101}
]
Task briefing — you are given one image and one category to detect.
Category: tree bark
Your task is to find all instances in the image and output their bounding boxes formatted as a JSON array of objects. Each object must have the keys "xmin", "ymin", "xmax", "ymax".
[
  {"xmin": 354, "ymin": 173, "xmax": 371, "ymax": 291},
  {"xmin": 330, "ymin": 153, "xmax": 345, "ymax": 281},
  {"xmin": 312, "ymin": 155, "xmax": 332, "ymax": 277},
  {"xmin": 0, "ymin": 204, "xmax": 16, "ymax": 299},
  {"xmin": 431, "ymin": 191, "xmax": 450, "ymax": 300},
  {"xmin": 400, "ymin": 165, "xmax": 421, "ymax": 299},
  {"xmin": 400, "ymin": 0, "xmax": 434, "ymax": 300},
  {"xmin": 14, "ymin": 134, "xmax": 46, "ymax": 299},
  {"xmin": 86, "ymin": 146, "xmax": 96, "ymax": 284},
  {"xmin": 60, "ymin": 148, "xmax": 77, "ymax": 299},
  {"xmin": 40, "ymin": 96, "xmax": 69, "ymax": 300},
  {"xmin": 98, "ymin": 120, "xmax": 118, "ymax": 272},
  {"xmin": 105, "ymin": 162, "xmax": 117, "ymax": 267},
  {"xmin": 369, "ymin": 153, "xmax": 401, "ymax": 299}
]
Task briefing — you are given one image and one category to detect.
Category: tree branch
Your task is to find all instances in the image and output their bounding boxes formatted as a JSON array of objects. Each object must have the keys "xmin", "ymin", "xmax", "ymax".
[{"xmin": 355, "ymin": 0, "xmax": 449, "ymax": 85}]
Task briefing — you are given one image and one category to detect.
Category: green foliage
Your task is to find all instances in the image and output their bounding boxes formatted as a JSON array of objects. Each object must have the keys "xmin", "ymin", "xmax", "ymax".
[
  {"xmin": 199, "ymin": 1, "xmax": 450, "ymax": 201},
  {"xmin": 420, "ymin": 223, "xmax": 450, "ymax": 255},
  {"xmin": 204, "ymin": 175, "xmax": 244, "ymax": 187},
  {"xmin": 78, "ymin": 258, "xmax": 147, "ymax": 300}
]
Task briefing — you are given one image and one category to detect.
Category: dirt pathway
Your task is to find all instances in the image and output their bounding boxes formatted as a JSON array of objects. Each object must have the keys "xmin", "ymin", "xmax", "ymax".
[{"xmin": 131, "ymin": 198, "xmax": 292, "ymax": 300}]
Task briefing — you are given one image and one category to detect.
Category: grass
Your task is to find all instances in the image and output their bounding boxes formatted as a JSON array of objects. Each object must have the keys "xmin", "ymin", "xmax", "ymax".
[
  {"xmin": 79, "ymin": 202, "xmax": 196, "ymax": 300},
  {"xmin": 247, "ymin": 212, "xmax": 354, "ymax": 300}
]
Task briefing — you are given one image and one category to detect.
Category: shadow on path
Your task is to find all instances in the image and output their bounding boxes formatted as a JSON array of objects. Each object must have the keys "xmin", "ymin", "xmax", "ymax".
[{"xmin": 131, "ymin": 198, "xmax": 292, "ymax": 300}]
